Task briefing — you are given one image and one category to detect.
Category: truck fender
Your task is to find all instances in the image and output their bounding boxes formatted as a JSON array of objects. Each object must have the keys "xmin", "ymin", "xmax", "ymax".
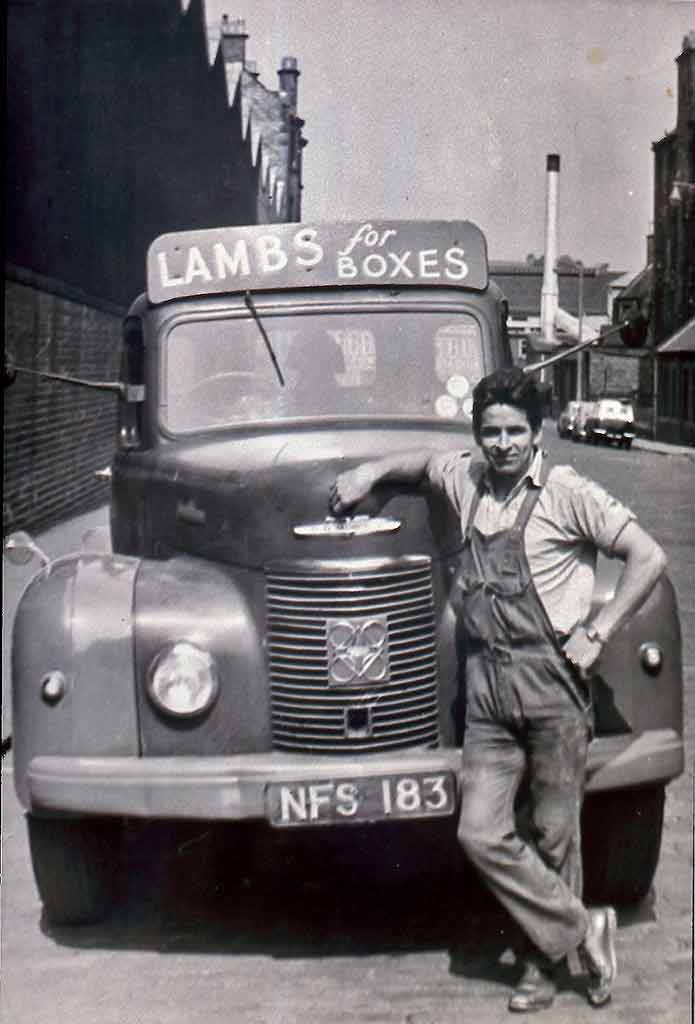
[{"xmin": 11, "ymin": 553, "xmax": 141, "ymax": 807}]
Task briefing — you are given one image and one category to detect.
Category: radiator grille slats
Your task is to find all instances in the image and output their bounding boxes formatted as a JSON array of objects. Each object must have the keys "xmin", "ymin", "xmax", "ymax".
[{"xmin": 266, "ymin": 559, "xmax": 439, "ymax": 753}]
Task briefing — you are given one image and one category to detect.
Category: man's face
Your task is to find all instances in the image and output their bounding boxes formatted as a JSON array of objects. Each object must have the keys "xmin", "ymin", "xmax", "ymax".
[{"xmin": 477, "ymin": 403, "xmax": 540, "ymax": 483}]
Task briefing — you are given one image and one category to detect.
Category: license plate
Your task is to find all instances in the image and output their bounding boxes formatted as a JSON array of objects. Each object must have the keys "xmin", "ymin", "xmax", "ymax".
[{"xmin": 266, "ymin": 771, "xmax": 456, "ymax": 827}]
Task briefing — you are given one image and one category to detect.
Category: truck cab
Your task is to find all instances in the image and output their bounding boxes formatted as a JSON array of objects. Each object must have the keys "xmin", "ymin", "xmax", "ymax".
[{"xmin": 10, "ymin": 220, "xmax": 683, "ymax": 924}]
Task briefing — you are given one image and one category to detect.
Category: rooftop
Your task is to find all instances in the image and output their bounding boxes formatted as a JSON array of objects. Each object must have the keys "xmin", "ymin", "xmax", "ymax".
[
  {"xmin": 210, "ymin": 15, "xmax": 302, "ymax": 219},
  {"xmin": 490, "ymin": 258, "xmax": 623, "ymax": 318},
  {"xmin": 657, "ymin": 317, "xmax": 695, "ymax": 354}
]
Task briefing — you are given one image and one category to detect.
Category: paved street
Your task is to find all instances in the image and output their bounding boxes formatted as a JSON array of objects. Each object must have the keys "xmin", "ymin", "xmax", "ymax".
[{"xmin": 2, "ymin": 432, "xmax": 694, "ymax": 1024}]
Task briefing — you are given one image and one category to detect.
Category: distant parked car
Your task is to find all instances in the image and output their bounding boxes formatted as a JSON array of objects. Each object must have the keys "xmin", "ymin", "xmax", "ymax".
[
  {"xmin": 572, "ymin": 400, "xmax": 595, "ymax": 442},
  {"xmin": 585, "ymin": 398, "xmax": 636, "ymax": 449},
  {"xmin": 556, "ymin": 400, "xmax": 581, "ymax": 438}
]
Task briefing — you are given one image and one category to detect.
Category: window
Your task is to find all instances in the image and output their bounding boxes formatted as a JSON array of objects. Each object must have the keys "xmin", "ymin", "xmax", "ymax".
[{"xmin": 162, "ymin": 310, "xmax": 485, "ymax": 432}]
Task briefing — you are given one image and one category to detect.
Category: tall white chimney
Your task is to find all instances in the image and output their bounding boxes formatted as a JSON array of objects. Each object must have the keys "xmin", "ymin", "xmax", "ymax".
[{"xmin": 541, "ymin": 153, "xmax": 560, "ymax": 345}]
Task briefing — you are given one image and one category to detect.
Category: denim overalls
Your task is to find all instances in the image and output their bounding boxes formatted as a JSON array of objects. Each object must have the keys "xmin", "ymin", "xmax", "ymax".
[{"xmin": 454, "ymin": 478, "xmax": 592, "ymax": 962}]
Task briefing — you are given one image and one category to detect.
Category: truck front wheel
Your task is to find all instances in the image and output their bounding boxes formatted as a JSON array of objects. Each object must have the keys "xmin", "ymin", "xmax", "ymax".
[
  {"xmin": 27, "ymin": 814, "xmax": 120, "ymax": 925},
  {"xmin": 581, "ymin": 785, "xmax": 665, "ymax": 905}
]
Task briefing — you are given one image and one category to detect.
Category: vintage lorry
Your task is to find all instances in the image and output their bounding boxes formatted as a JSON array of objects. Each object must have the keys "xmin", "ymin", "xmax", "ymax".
[{"xmin": 8, "ymin": 220, "xmax": 683, "ymax": 925}]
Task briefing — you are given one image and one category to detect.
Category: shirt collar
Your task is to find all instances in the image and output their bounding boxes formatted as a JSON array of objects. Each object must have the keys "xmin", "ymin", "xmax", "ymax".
[{"xmin": 481, "ymin": 446, "xmax": 544, "ymax": 500}]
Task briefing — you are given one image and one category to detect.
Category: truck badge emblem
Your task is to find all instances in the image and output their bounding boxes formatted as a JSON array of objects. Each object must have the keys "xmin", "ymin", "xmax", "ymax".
[
  {"xmin": 326, "ymin": 616, "xmax": 390, "ymax": 687},
  {"xmin": 293, "ymin": 515, "xmax": 401, "ymax": 538}
]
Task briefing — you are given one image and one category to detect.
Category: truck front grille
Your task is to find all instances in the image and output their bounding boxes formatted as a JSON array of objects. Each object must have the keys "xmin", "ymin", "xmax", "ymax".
[{"xmin": 266, "ymin": 558, "xmax": 439, "ymax": 753}]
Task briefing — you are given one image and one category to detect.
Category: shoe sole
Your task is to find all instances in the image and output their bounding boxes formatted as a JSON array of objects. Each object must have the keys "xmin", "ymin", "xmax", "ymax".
[
  {"xmin": 508, "ymin": 995, "xmax": 555, "ymax": 1013},
  {"xmin": 587, "ymin": 906, "xmax": 618, "ymax": 1007}
]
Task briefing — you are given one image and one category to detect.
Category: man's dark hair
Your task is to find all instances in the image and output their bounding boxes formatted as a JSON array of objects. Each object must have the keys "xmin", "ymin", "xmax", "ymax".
[{"xmin": 472, "ymin": 367, "xmax": 544, "ymax": 435}]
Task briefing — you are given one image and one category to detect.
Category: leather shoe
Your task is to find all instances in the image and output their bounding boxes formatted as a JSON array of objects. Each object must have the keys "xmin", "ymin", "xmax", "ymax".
[
  {"xmin": 508, "ymin": 960, "xmax": 557, "ymax": 1013},
  {"xmin": 579, "ymin": 906, "xmax": 618, "ymax": 1007}
]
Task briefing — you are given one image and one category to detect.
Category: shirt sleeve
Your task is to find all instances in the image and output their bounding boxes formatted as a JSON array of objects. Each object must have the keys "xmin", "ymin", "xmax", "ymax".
[
  {"xmin": 553, "ymin": 468, "xmax": 636, "ymax": 554},
  {"xmin": 427, "ymin": 450, "xmax": 473, "ymax": 517}
]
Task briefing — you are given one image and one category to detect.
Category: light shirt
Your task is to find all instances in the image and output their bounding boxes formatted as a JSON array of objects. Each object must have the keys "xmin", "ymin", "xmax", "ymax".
[{"xmin": 428, "ymin": 448, "xmax": 636, "ymax": 635}]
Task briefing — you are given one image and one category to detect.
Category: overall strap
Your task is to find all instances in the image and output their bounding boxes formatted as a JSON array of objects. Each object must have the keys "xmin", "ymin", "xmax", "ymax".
[
  {"xmin": 463, "ymin": 478, "xmax": 485, "ymax": 540},
  {"xmin": 512, "ymin": 484, "xmax": 543, "ymax": 535},
  {"xmin": 511, "ymin": 456, "xmax": 548, "ymax": 535}
]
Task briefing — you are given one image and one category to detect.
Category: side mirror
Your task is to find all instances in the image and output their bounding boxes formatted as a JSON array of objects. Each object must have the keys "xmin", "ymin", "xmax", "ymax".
[{"xmin": 3, "ymin": 531, "xmax": 50, "ymax": 567}]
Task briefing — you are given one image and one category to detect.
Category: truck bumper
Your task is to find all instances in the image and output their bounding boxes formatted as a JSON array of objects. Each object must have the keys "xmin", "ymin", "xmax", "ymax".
[{"xmin": 25, "ymin": 728, "xmax": 684, "ymax": 820}]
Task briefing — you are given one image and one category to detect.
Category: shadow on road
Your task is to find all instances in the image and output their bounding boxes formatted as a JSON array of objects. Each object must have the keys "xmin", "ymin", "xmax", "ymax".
[
  {"xmin": 40, "ymin": 820, "xmax": 519, "ymax": 972},
  {"xmin": 38, "ymin": 817, "xmax": 656, "ymax": 1001}
]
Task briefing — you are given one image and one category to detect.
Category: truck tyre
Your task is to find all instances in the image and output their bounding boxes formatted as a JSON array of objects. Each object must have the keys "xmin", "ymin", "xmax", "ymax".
[
  {"xmin": 581, "ymin": 785, "xmax": 665, "ymax": 905},
  {"xmin": 27, "ymin": 814, "xmax": 120, "ymax": 925}
]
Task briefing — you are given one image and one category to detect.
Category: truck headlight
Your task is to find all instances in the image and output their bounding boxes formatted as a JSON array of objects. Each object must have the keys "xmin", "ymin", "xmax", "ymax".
[{"xmin": 147, "ymin": 642, "xmax": 219, "ymax": 717}]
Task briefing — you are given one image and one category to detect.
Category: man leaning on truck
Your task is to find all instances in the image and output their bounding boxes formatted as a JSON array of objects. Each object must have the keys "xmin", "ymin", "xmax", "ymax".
[{"xmin": 329, "ymin": 367, "xmax": 666, "ymax": 1013}]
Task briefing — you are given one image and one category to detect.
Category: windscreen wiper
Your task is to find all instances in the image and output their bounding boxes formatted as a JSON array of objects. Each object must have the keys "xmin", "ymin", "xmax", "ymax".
[{"xmin": 244, "ymin": 291, "xmax": 285, "ymax": 386}]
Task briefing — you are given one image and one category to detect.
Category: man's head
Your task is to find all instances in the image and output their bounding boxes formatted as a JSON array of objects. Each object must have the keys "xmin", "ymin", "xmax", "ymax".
[
  {"xmin": 472, "ymin": 368, "xmax": 544, "ymax": 483},
  {"xmin": 472, "ymin": 368, "xmax": 544, "ymax": 436}
]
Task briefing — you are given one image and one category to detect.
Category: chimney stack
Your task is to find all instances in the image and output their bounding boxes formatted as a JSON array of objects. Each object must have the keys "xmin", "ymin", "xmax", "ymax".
[
  {"xmin": 220, "ymin": 15, "xmax": 248, "ymax": 65},
  {"xmin": 541, "ymin": 153, "xmax": 560, "ymax": 345},
  {"xmin": 278, "ymin": 56, "xmax": 299, "ymax": 111}
]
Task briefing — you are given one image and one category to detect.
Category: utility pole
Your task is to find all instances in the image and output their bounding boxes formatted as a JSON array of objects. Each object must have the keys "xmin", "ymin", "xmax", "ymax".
[{"xmin": 575, "ymin": 261, "xmax": 584, "ymax": 401}]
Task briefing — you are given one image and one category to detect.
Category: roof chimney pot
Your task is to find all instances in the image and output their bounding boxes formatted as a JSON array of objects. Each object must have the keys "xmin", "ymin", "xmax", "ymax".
[
  {"xmin": 278, "ymin": 56, "xmax": 300, "ymax": 111},
  {"xmin": 220, "ymin": 14, "xmax": 248, "ymax": 65}
]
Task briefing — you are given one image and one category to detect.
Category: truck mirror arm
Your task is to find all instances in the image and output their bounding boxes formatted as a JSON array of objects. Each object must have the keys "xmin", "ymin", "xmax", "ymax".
[
  {"xmin": 522, "ymin": 320, "xmax": 635, "ymax": 376},
  {"xmin": 4, "ymin": 364, "xmax": 144, "ymax": 401}
]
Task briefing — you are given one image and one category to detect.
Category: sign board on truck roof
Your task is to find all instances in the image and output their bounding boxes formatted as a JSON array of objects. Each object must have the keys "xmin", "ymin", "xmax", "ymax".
[{"xmin": 146, "ymin": 220, "xmax": 489, "ymax": 304}]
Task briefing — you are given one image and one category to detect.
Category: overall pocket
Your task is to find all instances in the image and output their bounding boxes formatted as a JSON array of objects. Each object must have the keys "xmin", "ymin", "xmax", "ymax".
[{"xmin": 489, "ymin": 586, "xmax": 539, "ymax": 643}]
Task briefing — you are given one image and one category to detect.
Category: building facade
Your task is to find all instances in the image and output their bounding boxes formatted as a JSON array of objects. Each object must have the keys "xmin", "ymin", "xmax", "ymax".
[
  {"xmin": 652, "ymin": 32, "xmax": 695, "ymax": 345},
  {"xmin": 651, "ymin": 31, "xmax": 695, "ymax": 444},
  {"xmin": 5, "ymin": 1, "xmax": 305, "ymax": 533}
]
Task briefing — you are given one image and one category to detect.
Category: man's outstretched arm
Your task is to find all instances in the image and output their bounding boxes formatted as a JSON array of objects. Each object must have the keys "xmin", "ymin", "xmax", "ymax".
[{"xmin": 329, "ymin": 450, "xmax": 434, "ymax": 516}]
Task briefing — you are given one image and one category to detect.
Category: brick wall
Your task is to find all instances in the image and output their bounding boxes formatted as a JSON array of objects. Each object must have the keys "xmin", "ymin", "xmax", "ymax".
[
  {"xmin": 588, "ymin": 349, "xmax": 641, "ymax": 398},
  {"xmin": 4, "ymin": 277, "xmax": 122, "ymax": 534}
]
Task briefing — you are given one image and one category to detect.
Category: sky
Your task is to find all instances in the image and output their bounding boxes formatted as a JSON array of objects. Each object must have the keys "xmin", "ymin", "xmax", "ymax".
[{"xmin": 205, "ymin": 0, "xmax": 695, "ymax": 283}]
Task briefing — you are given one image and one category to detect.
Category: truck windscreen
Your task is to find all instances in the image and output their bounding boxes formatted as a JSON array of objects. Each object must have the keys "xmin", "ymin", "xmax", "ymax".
[{"xmin": 162, "ymin": 310, "xmax": 484, "ymax": 431}]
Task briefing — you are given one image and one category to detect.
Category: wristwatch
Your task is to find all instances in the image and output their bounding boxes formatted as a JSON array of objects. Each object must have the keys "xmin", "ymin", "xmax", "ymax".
[{"xmin": 584, "ymin": 624, "xmax": 607, "ymax": 646}]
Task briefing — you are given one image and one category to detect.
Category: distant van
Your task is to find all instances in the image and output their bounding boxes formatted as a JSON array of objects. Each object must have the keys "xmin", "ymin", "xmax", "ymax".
[
  {"xmin": 585, "ymin": 398, "xmax": 636, "ymax": 449},
  {"xmin": 556, "ymin": 399, "xmax": 581, "ymax": 438}
]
